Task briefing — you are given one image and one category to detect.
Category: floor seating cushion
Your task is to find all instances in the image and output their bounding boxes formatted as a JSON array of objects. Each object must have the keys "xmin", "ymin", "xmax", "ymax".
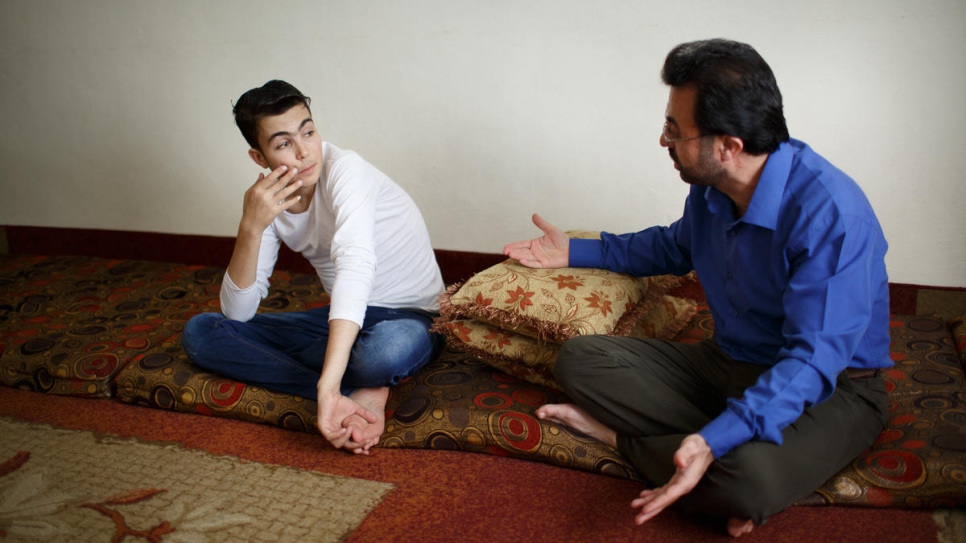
[
  {"xmin": 787, "ymin": 314, "xmax": 964, "ymax": 508},
  {"xmin": 117, "ymin": 334, "xmax": 639, "ymax": 480},
  {"xmin": 1, "ymin": 254, "xmax": 964, "ymax": 509},
  {"xmin": 0, "ymin": 255, "xmax": 220, "ymax": 397},
  {"xmin": 0, "ymin": 255, "xmax": 327, "ymax": 397}
]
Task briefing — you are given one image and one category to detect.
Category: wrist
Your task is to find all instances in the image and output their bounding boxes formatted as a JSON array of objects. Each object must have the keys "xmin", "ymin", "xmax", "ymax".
[
  {"xmin": 237, "ymin": 220, "xmax": 266, "ymax": 239},
  {"xmin": 317, "ymin": 379, "xmax": 339, "ymax": 396}
]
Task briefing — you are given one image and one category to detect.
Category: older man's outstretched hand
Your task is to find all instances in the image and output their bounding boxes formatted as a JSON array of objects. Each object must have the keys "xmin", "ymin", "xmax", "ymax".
[{"xmin": 502, "ymin": 214, "xmax": 570, "ymax": 269}]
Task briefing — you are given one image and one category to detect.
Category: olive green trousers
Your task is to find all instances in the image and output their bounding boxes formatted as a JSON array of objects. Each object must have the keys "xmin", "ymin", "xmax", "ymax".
[{"xmin": 554, "ymin": 336, "xmax": 888, "ymax": 524}]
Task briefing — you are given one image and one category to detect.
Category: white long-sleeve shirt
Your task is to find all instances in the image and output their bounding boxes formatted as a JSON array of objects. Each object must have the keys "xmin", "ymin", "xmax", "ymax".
[{"xmin": 221, "ymin": 142, "xmax": 444, "ymax": 326}]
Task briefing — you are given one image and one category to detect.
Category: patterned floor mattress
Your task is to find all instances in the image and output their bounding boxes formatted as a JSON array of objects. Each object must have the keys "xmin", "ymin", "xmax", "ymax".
[{"xmin": 1, "ymin": 253, "xmax": 963, "ymax": 509}]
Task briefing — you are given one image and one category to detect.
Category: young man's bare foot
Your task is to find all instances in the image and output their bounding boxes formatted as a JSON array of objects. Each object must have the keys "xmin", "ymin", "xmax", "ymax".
[
  {"xmin": 343, "ymin": 387, "xmax": 390, "ymax": 455},
  {"xmin": 726, "ymin": 518, "xmax": 754, "ymax": 538},
  {"xmin": 535, "ymin": 403, "xmax": 618, "ymax": 449}
]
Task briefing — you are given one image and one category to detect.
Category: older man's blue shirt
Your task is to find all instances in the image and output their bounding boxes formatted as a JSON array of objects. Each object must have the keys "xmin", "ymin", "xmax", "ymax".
[{"xmin": 569, "ymin": 139, "xmax": 891, "ymax": 458}]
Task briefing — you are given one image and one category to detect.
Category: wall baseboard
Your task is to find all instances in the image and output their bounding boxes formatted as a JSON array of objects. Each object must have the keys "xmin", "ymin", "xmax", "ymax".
[
  {"xmin": 0, "ymin": 225, "xmax": 505, "ymax": 286},
  {"xmin": 2, "ymin": 225, "xmax": 956, "ymax": 316}
]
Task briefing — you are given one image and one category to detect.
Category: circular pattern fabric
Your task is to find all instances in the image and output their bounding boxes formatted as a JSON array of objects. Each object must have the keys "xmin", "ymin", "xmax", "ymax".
[
  {"xmin": 807, "ymin": 315, "xmax": 966, "ymax": 508},
  {"xmin": 0, "ymin": 255, "xmax": 330, "ymax": 398}
]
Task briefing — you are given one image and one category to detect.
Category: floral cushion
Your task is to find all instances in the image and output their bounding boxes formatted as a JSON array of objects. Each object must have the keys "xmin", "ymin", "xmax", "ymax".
[
  {"xmin": 438, "ymin": 261, "xmax": 678, "ymax": 344},
  {"xmin": 437, "ymin": 229, "xmax": 680, "ymax": 343},
  {"xmin": 437, "ymin": 295, "xmax": 697, "ymax": 390}
]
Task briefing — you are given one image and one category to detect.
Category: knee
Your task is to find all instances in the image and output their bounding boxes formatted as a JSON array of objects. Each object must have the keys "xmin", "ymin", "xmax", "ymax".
[
  {"xmin": 554, "ymin": 335, "xmax": 610, "ymax": 388},
  {"xmin": 689, "ymin": 449, "xmax": 797, "ymax": 523},
  {"xmin": 350, "ymin": 319, "xmax": 438, "ymax": 383},
  {"xmin": 181, "ymin": 313, "xmax": 224, "ymax": 356}
]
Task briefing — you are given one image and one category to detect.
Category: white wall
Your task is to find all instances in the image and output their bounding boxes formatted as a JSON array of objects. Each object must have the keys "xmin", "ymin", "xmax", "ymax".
[{"xmin": 1, "ymin": 0, "xmax": 963, "ymax": 286}]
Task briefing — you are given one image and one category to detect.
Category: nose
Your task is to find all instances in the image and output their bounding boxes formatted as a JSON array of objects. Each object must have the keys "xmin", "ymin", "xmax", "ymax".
[
  {"xmin": 660, "ymin": 132, "xmax": 670, "ymax": 148},
  {"xmin": 294, "ymin": 140, "xmax": 309, "ymax": 159}
]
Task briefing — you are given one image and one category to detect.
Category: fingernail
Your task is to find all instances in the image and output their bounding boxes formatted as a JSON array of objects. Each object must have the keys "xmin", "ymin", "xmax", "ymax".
[
  {"xmin": 292, "ymin": 168, "xmax": 298, "ymax": 174},
  {"xmin": 297, "ymin": 195, "xmax": 302, "ymax": 201},
  {"xmin": 281, "ymin": 165, "xmax": 288, "ymax": 171}
]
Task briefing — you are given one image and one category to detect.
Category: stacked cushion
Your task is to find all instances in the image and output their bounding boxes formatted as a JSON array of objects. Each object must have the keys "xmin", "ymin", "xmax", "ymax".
[{"xmin": 432, "ymin": 232, "xmax": 696, "ymax": 390}]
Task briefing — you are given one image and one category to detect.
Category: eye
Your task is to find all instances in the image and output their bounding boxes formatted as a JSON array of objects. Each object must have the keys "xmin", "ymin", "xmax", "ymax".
[
  {"xmin": 275, "ymin": 141, "xmax": 290, "ymax": 150},
  {"xmin": 304, "ymin": 130, "xmax": 315, "ymax": 137}
]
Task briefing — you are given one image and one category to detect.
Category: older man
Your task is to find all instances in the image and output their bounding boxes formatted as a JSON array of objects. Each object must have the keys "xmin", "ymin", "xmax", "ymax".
[{"xmin": 504, "ymin": 39, "xmax": 890, "ymax": 537}]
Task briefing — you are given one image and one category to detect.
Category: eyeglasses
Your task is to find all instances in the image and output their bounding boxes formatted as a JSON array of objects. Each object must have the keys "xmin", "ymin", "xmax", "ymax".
[{"xmin": 662, "ymin": 122, "xmax": 705, "ymax": 144}]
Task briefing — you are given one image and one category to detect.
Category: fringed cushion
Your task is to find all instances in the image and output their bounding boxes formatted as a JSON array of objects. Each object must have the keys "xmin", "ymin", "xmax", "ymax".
[
  {"xmin": 438, "ymin": 260, "xmax": 677, "ymax": 343},
  {"xmin": 437, "ymin": 229, "xmax": 680, "ymax": 344},
  {"xmin": 436, "ymin": 295, "xmax": 697, "ymax": 391}
]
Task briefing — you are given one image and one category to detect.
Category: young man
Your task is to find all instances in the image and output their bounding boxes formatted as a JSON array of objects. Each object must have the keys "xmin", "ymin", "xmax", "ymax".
[
  {"xmin": 504, "ymin": 40, "xmax": 890, "ymax": 537},
  {"xmin": 182, "ymin": 80, "xmax": 445, "ymax": 454}
]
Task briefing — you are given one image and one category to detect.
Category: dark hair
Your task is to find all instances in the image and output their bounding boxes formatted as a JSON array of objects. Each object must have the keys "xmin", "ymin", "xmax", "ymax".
[
  {"xmin": 661, "ymin": 39, "xmax": 789, "ymax": 155},
  {"xmin": 233, "ymin": 80, "xmax": 311, "ymax": 150}
]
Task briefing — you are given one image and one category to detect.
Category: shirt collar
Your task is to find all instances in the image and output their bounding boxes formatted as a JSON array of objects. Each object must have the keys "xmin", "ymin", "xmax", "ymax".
[{"xmin": 726, "ymin": 140, "xmax": 793, "ymax": 230}]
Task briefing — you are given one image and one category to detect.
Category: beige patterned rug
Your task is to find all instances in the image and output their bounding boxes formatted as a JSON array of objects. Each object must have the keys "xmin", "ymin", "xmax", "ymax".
[{"xmin": 0, "ymin": 417, "xmax": 392, "ymax": 542}]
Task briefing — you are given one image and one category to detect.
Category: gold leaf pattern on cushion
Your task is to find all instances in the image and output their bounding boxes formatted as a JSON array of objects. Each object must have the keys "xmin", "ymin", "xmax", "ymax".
[
  {"xmin": 439, "ymin": 260, "xmax": 679, "ymax": 343},
  {"xmin": 437, "ymin": 230, "xmax": 683, "ymax": 343},
  {"xmin": 630, "ymin": 295, "xmax": 698, "ymax": 340},
  {"xmin": 439, "ymin": 318, "xmax": 562, "ymax": 390},
  {"xmin": 436, "ymin": 295, "xmax": 697, "ymax": 390}
]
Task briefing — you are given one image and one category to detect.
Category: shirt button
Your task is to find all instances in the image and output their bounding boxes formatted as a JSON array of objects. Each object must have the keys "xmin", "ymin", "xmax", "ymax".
[{"xmin": 731, "ymin": 310, "xmax": 738, "ymax": 317}]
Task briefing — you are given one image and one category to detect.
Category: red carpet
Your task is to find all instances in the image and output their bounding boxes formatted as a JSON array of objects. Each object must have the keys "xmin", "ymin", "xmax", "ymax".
[{"xmin": 0, "ymin": 386, "xmax": 941, "ymax": 543}]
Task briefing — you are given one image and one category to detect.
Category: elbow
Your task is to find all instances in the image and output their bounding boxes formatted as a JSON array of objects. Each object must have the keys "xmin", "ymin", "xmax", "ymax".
[{"xmin": 220, "ymin": 305, "xmax": 255, "ymax": 323}]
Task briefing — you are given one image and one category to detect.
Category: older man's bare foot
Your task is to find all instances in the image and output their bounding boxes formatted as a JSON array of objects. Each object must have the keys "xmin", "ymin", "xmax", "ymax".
[
  {"xmin": 727, "ymin": 518, "xmax": 754, "ymax": 537},
  {"xmin": 343, "ymin": 387, "xmax": 389, "ymax": 454},
  {"xmin": 536, "ymin": 403, "xmax": 618, "ymax": 449}
]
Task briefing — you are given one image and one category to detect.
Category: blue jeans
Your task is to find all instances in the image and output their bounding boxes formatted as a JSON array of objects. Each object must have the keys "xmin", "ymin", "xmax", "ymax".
[{"xmin": 181, "ymin": 306, "xmax": 444, "ymax": 398}]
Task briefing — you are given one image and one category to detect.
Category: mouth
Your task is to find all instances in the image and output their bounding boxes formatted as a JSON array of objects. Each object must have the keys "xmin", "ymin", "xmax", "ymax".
[
  {"xmin": 669, "ymin": 150, "xmax": 680, "ymax": 169},
  {"xmin": 298, "ymin": 164, "xmax": 315, "ymax": 178}
]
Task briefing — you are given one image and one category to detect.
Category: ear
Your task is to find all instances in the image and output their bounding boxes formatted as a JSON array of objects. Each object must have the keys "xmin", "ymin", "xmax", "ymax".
[
  {"xmin": 248, "ymin": 148, "xmax": 269, "ymax": 169},
  {"xmin": 718, "ymin": 135, "xmax": 745, "ymax": 164}
]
